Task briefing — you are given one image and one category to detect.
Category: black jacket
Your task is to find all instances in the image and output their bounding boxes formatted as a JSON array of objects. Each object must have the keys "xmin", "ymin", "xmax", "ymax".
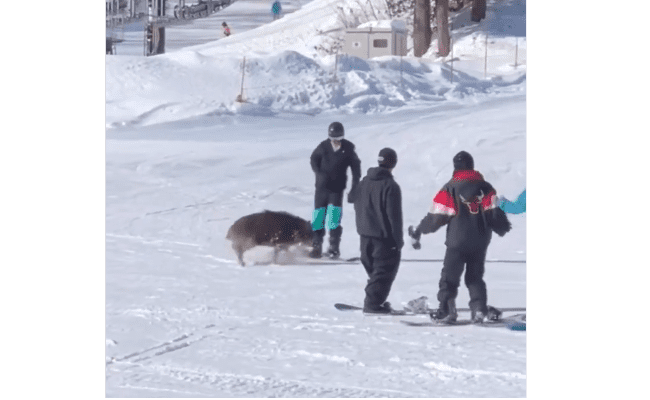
[
  {"xmin": 352, "ymin": 167, "xmax": 404, "ymax": 249},
  {"xmin": 310, "ymin": 139, "xmax": 361, "ymax": 193},
  {"xmin": 416, "ymin": 170, "xmax": 511, "ymax": 252}
]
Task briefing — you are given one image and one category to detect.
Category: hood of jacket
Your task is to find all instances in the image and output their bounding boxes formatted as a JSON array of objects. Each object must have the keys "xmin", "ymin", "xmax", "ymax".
[{"xmin": 366, "ymin": 166, "xmax": 393, "ymax": 181}]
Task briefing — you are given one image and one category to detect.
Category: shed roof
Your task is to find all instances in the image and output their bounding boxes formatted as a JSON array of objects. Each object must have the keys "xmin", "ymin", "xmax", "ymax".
[{"xmin": 347, "ymin": 19, "xmax": 407, "ymax": 33}]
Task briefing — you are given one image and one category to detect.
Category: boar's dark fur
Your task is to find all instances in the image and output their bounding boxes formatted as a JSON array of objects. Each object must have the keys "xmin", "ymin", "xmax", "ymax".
[{"xmin": 226, "ymin": 210, "xmax": 313, "ymax": 266}]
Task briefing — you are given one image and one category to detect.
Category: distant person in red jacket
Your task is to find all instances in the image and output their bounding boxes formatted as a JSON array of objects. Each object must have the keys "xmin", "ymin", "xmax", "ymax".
[{"xmin": 222, "ymin": 22, "xmax": 231, "ymax": 37}]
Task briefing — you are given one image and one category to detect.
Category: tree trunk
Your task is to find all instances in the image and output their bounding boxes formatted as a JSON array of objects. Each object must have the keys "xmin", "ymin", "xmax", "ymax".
[
  {"xmin": 471, "ymin": 0, "xmax": 486, "ymax": 22},
  {"xmin": 436, "ymin": 0, "xmax": 450, "ymax": 57},
  {"xmin": 413, "ymin": 0, "xmax": 432, "ymax": 57}
]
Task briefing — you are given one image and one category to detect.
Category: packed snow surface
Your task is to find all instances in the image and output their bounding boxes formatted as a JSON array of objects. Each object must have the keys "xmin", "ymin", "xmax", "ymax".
[{"xmin": 106, "ymin": 0, "xmax": 527, "ymax": 397}]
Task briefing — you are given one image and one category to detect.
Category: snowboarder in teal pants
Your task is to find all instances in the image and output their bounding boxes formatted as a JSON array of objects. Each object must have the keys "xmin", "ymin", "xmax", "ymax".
[{"xmin": 309, "ymin": 122, "xmax": 361, "ymax": 259}]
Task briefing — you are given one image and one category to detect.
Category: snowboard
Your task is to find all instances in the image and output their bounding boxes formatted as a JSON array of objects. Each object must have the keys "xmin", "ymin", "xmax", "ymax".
[
  {"xmin": 400, "ymin": 319, "xmax": 475, "ymax": 327},
  {"xmin": 323, "ymin": 257, "xmax": 521, "ymax": 264},
  {"xmin": 334, "ymin": 303, "xmax": 364, "ymax": 311},
  {"xmin": 504, "ymin": 316, "xmax": 527, "ymax": 331},
  {"xmin": 334, "ymin": 303, "xmax": 414, "ymax": 315},
  {"xmin": 400, "ymin": 313, "xmax": 526, "ymax": 329},
  {"xmin": 301, "ymin": 258, "xmax": 359, "ymax": 265},
  {"xmin": 334, "ymin": 303, "xmax": 525, "ymax": 313}
]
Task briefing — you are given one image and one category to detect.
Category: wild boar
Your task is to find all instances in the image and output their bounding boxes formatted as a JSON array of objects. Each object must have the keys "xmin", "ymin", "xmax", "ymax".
[{"xmin": 226, "ymin": 210, "xmax": 313, "ymax": 266}]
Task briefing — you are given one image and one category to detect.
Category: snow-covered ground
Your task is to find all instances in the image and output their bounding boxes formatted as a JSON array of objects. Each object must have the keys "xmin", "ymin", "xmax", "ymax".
[
  {"xmin": 105, "ymin": 98, "xmax": 527, "ymax": 396},
  {"xmin": 7, "ymin": 0, "xmax": 647, "ymax": 399}
]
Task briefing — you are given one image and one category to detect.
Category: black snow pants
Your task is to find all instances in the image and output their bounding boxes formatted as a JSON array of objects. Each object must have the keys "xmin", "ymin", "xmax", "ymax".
[
  {"xmin": 360, "ymin": 235, "xmax": 401, "ymax": 309},
  {"xmin": 437, "ymin": 246, "xmax": 489, "ymax": 314}
]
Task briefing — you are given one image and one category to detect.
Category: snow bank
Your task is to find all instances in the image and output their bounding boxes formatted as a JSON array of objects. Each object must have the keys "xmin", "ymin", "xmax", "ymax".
[
  {"xmin": 106, "ymin": 0, "xmax": 526, "ymax": 128},
  {"xmin": 106, "ymin": 49, "xmax": 525, "ymax": 127}
]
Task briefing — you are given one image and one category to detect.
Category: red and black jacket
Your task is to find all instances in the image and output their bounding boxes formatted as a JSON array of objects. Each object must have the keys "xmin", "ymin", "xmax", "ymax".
[{"xmin": 416, "ymin": 170, "xmax": 511, "ymax": 252}]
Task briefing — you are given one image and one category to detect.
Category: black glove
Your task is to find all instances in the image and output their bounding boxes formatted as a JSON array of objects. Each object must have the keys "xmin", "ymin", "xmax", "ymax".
[{"xmin": 408, "ymin": 225, "xmax": 421, "ymax": 250}]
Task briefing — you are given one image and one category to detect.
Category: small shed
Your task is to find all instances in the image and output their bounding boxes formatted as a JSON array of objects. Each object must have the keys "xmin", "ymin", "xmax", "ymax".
[{"xmin": 342, "ymin": 20, "xmax": 407, "ymax": 59}]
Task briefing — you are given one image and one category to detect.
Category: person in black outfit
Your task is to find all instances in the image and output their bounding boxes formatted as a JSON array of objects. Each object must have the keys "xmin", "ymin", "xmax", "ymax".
[
  {"xmin": 352, "ymin": 148, "xmax": 404, "ymax": 314},
  {"xmin": 106, "ymin": 37, "xmax": 114, "ymax": 55},
  {"xmin": 408, "ymin": 151, "xmax": 511, "ymax": 323},
  {"xmin": 309, "ymin": 122, "xmax": 361, "ymax": 259}
]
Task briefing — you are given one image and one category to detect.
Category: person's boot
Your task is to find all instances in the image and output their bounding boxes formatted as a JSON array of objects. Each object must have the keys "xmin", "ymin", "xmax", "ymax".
[
  {"xmin": 486, "ymin": 305, "xmax": 502, "ymax": 321},
  {"xmin": 471, "ymin": 305, "xmax": 492, "ymax": 323},
  {"xmin": 308, "ymin": 229, "xmax": 324, "ymax": 258},
  {"xmin": 430, "ymin": 299, "xmax": 458, "ymax": 323},
  {"xmin": 471, "ymin": 310, "xmax": 486, "ymax": 323},
  {"xmin": 363, "ymin": 301, "xmax": 394, "ymax": 315},
  {"xmin": 326, "ymin": 226, "xmax": 342, "ymax": 259}
]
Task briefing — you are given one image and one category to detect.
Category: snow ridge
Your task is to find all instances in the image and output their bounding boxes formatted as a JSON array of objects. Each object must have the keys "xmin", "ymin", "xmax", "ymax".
[{"xmin": 425, "ymin": 361, "xmax": 527, "ymax": 380}]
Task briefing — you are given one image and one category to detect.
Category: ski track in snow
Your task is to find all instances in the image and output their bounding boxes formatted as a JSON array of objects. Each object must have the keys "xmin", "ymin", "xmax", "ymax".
[
  {"xmin": 108, "ymin": 335, "xmax": 433, "ymax": 397},
  {"xmin": 107, "ymin": 329, "xmax": 213, "ymax": 365},
  {"xmin": 106, "ymin": 298, "xmax": 526, "ymax": 396},
  {"xmin": 111, "ymin": 362, "xmax": 430, "ymax": 397},
  {"xmin": 424, "ymin": 361, "xmax": 526, "ymax": 380},
  {"xmin": 292, "ymin": 350, "xmax": 354, "ymax": 364},
  {"xmin": 107, "ymin": 324, "xmax": 434, "ymax": 397},
  {"xmin": 106, "ymin": 233, "xmax": 200, "ymax": 248}
]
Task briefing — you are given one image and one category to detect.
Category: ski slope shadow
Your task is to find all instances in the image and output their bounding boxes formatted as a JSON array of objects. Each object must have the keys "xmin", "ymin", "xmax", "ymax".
[
  {"xmin": 440, "ymin": 64, "xmax": 526, "ymax": 96},
  {"xmin": 119, "ymin": 102, "xmax": 182, "ymax": 127},
  {"xmin": 451, "ymin": 0, "xmax": 526, "ymax": 38},
  {"xmin": 329, "ymin": 55, "xmax": 452, "ymax": 111}
]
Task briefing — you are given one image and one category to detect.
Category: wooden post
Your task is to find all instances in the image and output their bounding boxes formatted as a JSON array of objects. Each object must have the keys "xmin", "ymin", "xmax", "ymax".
[
  {"xmin": 334, "ymin": 52, "xmax": 338, "ymax": 82},
  {"xmin": 450, "ymin": 23, "xmax": 453, "ymax": 83},
  {"xmin": 514, "ymin": 37, "xmax": 519, "ymax": 69},
  {"xmin": 484, "ymin": 32, "xmax": 488, "ymax": 79},
  {"xmin": 238, "ymin": 57, "xmax": 246, "ymax": 102},
  {"xmin": 400, "ymin": 55, "xmax": 403, "ymax": 90}
]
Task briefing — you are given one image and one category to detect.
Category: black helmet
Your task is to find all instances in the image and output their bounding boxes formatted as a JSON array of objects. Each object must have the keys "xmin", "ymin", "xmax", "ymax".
[
  {"xmin": 378, "ymin": 148, "xmax": 398, "ymax": 169},
  {"xmin": 222, "ymin": 22, "xmax": 228, "ymax": 27},
  {"xmin": 328, "ymin": 122, "xmax": 344, "ymax": 139},
  {"xmin": 453, "ymin": 151, "xmax": 474, "ymax": 171}
]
